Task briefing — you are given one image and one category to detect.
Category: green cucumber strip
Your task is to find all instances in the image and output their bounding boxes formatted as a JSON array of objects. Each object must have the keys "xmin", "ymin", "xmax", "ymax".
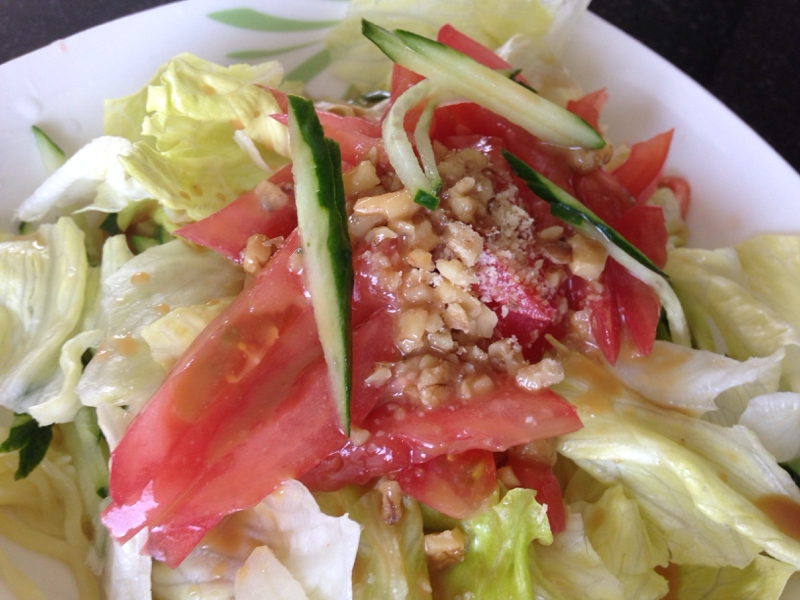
[
  {"xmin": 382, "ymin": 78, "xmax": 441, "ymax": 208},
  {"xmin": 287, "ymin": 94, "xmax": 353, "ymax": 434},
  {"xmin": 504, "ymin": 150, "xmax": 690, "ymax": 347},
  {"xmin": 32, "ymin": 125, "xmax": 66, "ymax": 175},
  {"xmin": 362, "ymin": 20, "xmax": 605, "ymax": 150}
]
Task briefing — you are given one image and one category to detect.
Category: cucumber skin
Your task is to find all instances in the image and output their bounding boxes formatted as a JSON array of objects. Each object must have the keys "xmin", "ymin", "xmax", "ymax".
[
  {"xmin": 287, "ymin": 95, "xmax": 353, "ymax": 434},
  {"xmin": 361, "ymin": 20, "xmax": 605, "ymax": 150}
]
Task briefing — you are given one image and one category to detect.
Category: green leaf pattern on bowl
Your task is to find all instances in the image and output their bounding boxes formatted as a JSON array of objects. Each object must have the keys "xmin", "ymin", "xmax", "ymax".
[{"xmin": 207, "ymin": 8, "xmax": 341, "ymax": 84}]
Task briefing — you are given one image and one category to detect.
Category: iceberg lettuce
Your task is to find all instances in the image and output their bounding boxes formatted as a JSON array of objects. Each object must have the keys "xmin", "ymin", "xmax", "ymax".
[
  {"xmin": 554, "ymin": 351, "xmax": 800, "ymax": 571},
  {"xmin": 15, "ymin": 136, "xmax": 151, "ymax": 223},
  {"xmin": 0, "ymin": 218, "xmax": 90, "ymax": 415},
  {"xmin": 105, "ymin": 53, "xmax": 289, "ymax": 224},
  {"xmin": 432, "ymin": 488, "xmax": 551, "ymax": 599},
  {"xmin": 315, "ymin": 484, "xmax": 431, "ymax": 600}
]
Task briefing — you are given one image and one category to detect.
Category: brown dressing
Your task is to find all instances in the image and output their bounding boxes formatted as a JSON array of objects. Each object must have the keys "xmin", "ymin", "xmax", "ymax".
[
  {"xmin": 654, "ymin": 563, "xmax": 680, "ymax": 599},
  {"xmin": 754, "ymin": 494, "xmax": 800, "ymax": 542}
]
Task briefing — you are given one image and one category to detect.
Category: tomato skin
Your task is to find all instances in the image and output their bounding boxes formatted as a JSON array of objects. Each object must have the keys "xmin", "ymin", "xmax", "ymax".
[
  {"xmin": 271, "ymin": 112, "xmax": 382, "ymax": 166},
  {"xmin": 566, "ymin": 88, "xmax": 608, "ymax": 131},
  {"xmin": 606, "ymin": 260, "xmax": 661, "ymax": 357},
  {"xmin": 436, "ymin": 24, "xmax": 511, "ymax": 70},
  {"xmin": 102, "ymin": 231, "xmax": 347, "ymax": 567},
  {"xmin": 175, "ymin": 164, "xmax": 297, "ymax": 261},
  {"xmin": 572, "ymin": 167, "xmax": 635, "ymax": 228},
  {"xmin": 363, "ymin": 378, "xmax": 581, "ymax": 463},
  {"xmin": 431, "ymin": 102, "xmax": 576, "ymax": 192},
  {"xmin": 611, "ymin": 129, "xmax": 674, "ymax": 203},
  {"xmin": 390, "ymin": 450, "xmax": 498, "ymax": 519},
  {"xmin": 507, "ymin": 459, "xmax": 566, "ymax": 533}
]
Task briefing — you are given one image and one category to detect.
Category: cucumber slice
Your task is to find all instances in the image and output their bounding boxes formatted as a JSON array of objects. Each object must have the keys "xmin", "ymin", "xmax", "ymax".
[
  {"xmin": 287, "ymin": 94, "xmax": 353, "ymax": 434},
  {"xmin": 362, "ymin": 20, "xmax": 605, "ymax": 150},
  {"xmin": 31, "ymin": 125, "xmax": 67, "ymax": 175},
  {"xmin": 504, "ymin": 150, "xmax": 690, "ymax": 347}
]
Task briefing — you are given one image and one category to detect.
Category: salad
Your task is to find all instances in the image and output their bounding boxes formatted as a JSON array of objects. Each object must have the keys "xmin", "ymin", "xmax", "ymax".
[{"xmin": 1, "ymin": 0, "xmax": 800, "ymax": 599}]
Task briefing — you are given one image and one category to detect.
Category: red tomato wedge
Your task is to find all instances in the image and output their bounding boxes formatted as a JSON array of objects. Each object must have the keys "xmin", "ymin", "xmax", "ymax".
[
  {"xmin": 271, "ymin": 112, "xmax": 382, "ymax": 166},
  {"xmin": 175, "ymin": 165, "xmax": 296, "ymax": 262},
  {"xmin": 390, "ymin": 450, "xmax": 498, "ymax": 519},
  {"xmin": 611, "ymin": 129, "xmax": 674, "ymax": 203},
  {"xmin": 566, "ymin": 88, "xmax": 608, "ymax": 131},
  {"xmin": 572, "ymin": 167, "xmax": 635, "ymax": 228},
  {"xmin": 436, "ymin": 24, "xmax": 512, "ymax": 71},
  {"xmin": 507, "ymin": 459, "xmax": 566, "ymax": 533},
  {"xmin": 102, "ymin": 231, "xmax": 347, "ymax": 566}
]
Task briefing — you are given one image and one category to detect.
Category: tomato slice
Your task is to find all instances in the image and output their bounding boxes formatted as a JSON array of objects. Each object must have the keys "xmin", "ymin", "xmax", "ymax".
[
  {"xmin": 102, "ymin": 231, "xmax": 347, "ymax": 566},
  {"xmin": 363, "ymin": 377, "xmax": 581, "ymax": 463},
  {"xmin": 390, "ymin": 449, "xmax": 498, "ymax": 519},
  {"xmin": 611, "ymin": 129, "xmax": 674, "ymax": 203},
  {"xmin": 507, "ymin": 459, "xmax": 566, "ymax": 533},
  {"xmin": 614, "ymin": 204, "xmax": 668, "ymax": 269},
  {"xmin": 607, "ymin": 260, "xmax": 661, "ymax": 357},
  {"xmin": 431, "ymin": 102, "xmax": 576, "ymax": 192},
  {"xmin": 271, "ymin": 112, "xmax": 383, "ymax": 166},
  {"xmin": 566, "ymin": 88, "xmax": 608, "ymax": 131},
  {"xmin": 572, "ymin": 167, "xmax": 635, "ymax": 228},
  {"xmin": 175, "ymin": 165, "xmax": 297, "ymax": 261},
  {"xmin": 436, "ymin": 24, "xmax": 511, "ymax": 70}
]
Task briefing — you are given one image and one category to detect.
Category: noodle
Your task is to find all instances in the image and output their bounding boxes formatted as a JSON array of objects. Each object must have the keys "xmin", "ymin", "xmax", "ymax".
[{"xmin": 0, "ymin": 425, "xmax": 101, "ymax": 599}]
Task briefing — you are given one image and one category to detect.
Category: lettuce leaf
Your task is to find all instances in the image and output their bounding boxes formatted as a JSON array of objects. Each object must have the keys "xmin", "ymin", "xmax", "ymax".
[
  {"xmin": 15, "ymin": 136, "xmax": 151, "ymax": 223},
  {"xmin": 315, "ymin": 484, "xmax": 431, "ymax": 600},
  {"xmin": 105, "ymin": 53, "xmax": 289, "ymax": 224},
  {"xmin": 554, "ymin": 351, "xmax": 800, "ymax": 571},
  {"xmin": 666, "ymin": 239, "xmax": 800, "ymax": 393},
  {"xmin": 676, "ymin": 555, "xmax": 796, "ymax": 600},
  {"xmin": 530, "ymin": 508, "xmax": 625, "ymax": 600},
  {"xmin": 152, "ymin": 480, "xmax": 359, "ymax": 600},
  {"xmin": 0, "ymin": 218, "xmax": 89, "ymax": 414},
  {"xmin": 432, "ymin": 488, "xmax": 552, "ymax": 599}
]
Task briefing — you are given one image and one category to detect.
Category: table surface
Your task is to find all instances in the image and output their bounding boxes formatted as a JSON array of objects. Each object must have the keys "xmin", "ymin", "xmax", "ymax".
[{"xmin": 2, "ymin": 0, "xmax": 798, "ymax": 174}]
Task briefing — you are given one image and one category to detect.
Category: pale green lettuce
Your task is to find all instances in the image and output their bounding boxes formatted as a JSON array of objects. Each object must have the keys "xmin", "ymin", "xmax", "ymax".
[
  {"xmin": 0, "ymin": 218, "xmax": 89, "ymax": 416},
  {"xmin": 531, "ymin": 509, "xmax": 625, "ymax": 600},
  {"xmin": 676, "ymin": 555, "xmax": 796, "ymax": 599},
  {"xmin": 105, "ymin": 53, "xmax": 289, "ymax": 224},
  {"xmin": 315, "ymin": 485, "xmax": 432, "ymax": 600},
  {"xmin": 666, "ymin": 237, "xmax": 800, "ymax": 393},
  {"xmin": 553, "ymin": 351, "xmax": 800, "ymax": 571},
  {"xmin": 432, "ymin": 488, "xmax": 552, "ymax": 599},
  {"xmin": 15, "ymin": 136, "xmax": 151, "ymax": 223}
]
